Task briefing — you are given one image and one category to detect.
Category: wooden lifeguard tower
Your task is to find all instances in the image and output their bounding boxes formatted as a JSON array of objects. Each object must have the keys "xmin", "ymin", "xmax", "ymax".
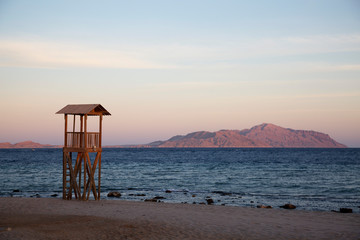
[{"xmin": 56, "ymin": 104, "xmax": 111, "ymax": 200}]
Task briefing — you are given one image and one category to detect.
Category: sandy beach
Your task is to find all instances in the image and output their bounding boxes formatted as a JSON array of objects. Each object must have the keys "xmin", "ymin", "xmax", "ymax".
[{"xmin": 0, "ymin": 198, "xmax": 359, "ymax": 240}]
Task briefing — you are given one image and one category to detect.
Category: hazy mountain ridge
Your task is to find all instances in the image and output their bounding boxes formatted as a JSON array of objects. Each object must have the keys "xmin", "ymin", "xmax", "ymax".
[
  {"xmin": 145, "ymin": 123, "xmax": 346, "ymax": 148},
  {"xmin": 0, "ymin": 141, "xmax": 60, "ymax": 149},
  {"xmin": 0, "ymin": 123, "xmax": 347, "ymax": 148}
]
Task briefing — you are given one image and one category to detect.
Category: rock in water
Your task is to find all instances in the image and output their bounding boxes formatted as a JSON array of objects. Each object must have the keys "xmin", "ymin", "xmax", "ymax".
[
  {"xmin": 340, "ymin": 208, "xmax": 352, "ymax": 213},
  {"xmin": 135, "ymin": 193, "xmax": 146, "ymax": 197},
  {"xmin": 280, "ymin": 204, "xmax": 296, "ymax": 209},
  {"xmin": 107, "ymin": 191, "xmax": 121, "ymax": 198},
  {"xmin": 144, "ymin": 198, "xmax": 158, "ymax": 202},
  {"xmin": 206, "ymin": 198, "xmax": 214, "ymax": 205},
  {"xmin": 153, "ymin": 196, "xmax": 165, "ymax": 200}
]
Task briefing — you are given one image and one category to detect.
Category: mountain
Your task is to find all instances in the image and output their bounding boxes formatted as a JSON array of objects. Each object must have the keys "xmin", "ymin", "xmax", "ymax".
[
  {"xmin": 146, "ymin": 123, "xmax": 346, "ymax": 148},
  {"xmin": 0, "ymin": 141, "xmax": 60, "ymax": 148},
  {"xmin": 148, "ymin": 130, "xmax": 268, "ymax": 148},
  {"xmin": 239, "ymin": 123, "xmax": 346, "ymax": 148},
  {"xmin": 0, "ymin": 124, "xmax": 347, "ymax": 148}
]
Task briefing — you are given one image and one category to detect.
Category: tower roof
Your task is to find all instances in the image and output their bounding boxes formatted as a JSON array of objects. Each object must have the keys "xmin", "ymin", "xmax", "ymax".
[{"xmin": 56, "ymin": 104, "xmax": 111, "ymax": 116}]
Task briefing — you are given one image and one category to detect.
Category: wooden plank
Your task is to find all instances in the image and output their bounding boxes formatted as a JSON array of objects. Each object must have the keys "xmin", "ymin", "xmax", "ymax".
[
  {"xmin": 85, "ymin": 153, "xmax": 99, "ymax": 200},
  {"xmin": 66, "ymin": 153, "xmax": 81, "ymax": 200},
  {"xmin": 98, "ymin": 153, "xmax": 101, "ymax": 200},
  {"xmin": 69, "ymin": 152, "xmax": 82, "ymax": 198},
  {"xmin": 63, "ymin": 148, "xmax": 87, "ymax": 153},
  {"xmin": 91, "ymin": 153, "xmax": 100, "ymax": 200},
  {"xmin": 76, "ymin": 153, "xmax": 81, "ymax": 191},
  {"xmin": 83, "ymin": 152, "xmax": 87, "ymax": 200}
]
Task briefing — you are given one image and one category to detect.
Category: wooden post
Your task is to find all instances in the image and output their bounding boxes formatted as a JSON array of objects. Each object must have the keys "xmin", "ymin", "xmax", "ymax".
[
  {"xmin": 98, "ymin": 153, "xmax": 101, "ymax": 199},
  {"xmin": 78, "ymin": 115, "xmax": 83, "ymax": 189},
  {"xmin": 63, "ymin": 114, "xmax": 68, "ymax": 200},
  {"xmin": 84, "ymin": 114, "xmax": 87, "ymax": 149},
  {"xmin": 98, "ymin": 114, "xmax": 103, "ymax": 200},
  {"xmin": 72, "ymin": 115, "xmax": 76, "ymax": 147},
  {"xmin": 80, "ymin": 115, "xmax": 84, "ymax": 147},
  {"xmin": 99, "ymin": 114, "xmax": 103, "ymax": 148},
  {"xmin": 64, "ymin": 114, "xmax": 68, "ymax": 147},
  {"xmin": 78, "ymin": 153, "xmax": 82, "ymax": 195},
  {"xmin": 83, "ymin": 114, "xmax": 87, "ymax": 200}
]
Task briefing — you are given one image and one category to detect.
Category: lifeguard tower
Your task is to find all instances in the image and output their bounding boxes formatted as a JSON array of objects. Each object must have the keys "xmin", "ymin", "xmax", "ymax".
[{"xmin": 56, "ymin": 104, "xmax": 111, "ymax": 200}]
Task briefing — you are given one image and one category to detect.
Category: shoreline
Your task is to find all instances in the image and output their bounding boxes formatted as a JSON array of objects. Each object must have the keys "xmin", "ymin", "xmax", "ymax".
[{"xmin": 1, "ymin": 197, "xmax": 359, "ymax": 240}]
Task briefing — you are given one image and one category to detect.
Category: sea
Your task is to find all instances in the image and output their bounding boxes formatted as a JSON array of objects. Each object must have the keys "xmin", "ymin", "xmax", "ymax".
[{"xmin": 0, "ymin": 148, "xmax": 359, "ymax": 212}]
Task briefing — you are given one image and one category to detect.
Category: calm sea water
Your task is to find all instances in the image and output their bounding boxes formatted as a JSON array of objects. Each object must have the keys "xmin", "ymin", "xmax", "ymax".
[{"xmin": 0, "ymin": 148, "xmax": 359, "ymax": 212}]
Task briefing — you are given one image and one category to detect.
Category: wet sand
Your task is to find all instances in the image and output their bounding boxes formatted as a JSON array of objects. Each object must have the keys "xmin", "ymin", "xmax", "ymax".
[{"xmin": 0, "ymin": 197, "xmax": 359, "ymax": 240}]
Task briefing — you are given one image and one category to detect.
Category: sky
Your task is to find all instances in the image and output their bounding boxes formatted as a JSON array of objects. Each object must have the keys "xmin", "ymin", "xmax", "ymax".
[{"xmin": 0, "ymin": 0, "xmax": 359, "ymax": 147}]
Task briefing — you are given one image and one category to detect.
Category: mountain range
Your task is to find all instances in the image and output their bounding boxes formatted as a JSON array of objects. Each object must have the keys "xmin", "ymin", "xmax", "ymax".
[
  {"xmin": 143, "ymin": 123, "xmax": 346, "ymax": 148},
  {"xmin": 0, "ymin": 141, "xmax": 61, "ymax": 149},
  {"xmin": 0, "ymin": 123, "xmax": 347, "ymax": 148}
]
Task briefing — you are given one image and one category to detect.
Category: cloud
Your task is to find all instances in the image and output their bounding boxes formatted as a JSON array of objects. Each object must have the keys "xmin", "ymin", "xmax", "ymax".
[
  {"xmin": 0, "ymin": 40, "xmax": 173, "ymax": 69},
  {"xmin": 0, "ymin": 34, "xmax": 359, "ymax": 69}
]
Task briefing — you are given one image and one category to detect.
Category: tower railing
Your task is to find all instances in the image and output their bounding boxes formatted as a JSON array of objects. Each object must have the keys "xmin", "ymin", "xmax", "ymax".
[{"xmin": 66, "ymin": 132, "xmax": 100, "ymax": 148}]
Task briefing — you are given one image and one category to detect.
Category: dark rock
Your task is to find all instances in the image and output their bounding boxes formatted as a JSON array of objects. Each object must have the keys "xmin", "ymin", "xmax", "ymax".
[
  {"xmin": 165, "ymin": 190, "xmax": 172, "ymax": 193},
  {"xmin": 51, "ymin": 194, "xmax": 58, "ymax": 197},
  {"xmin": 221, "ymin": 203, "xmax": 226, "ymax": 206},
  {"xmin": 107, "ymin": 191, "xmax": 121, "ymax": 198},
  {"xmin": 35, "ymin": 194, "xmax": 41, "ymax": 198},
  {"xmin": 193, "ymin": 202, "xmax": 196, "ymax": 204},
  {"xmin": 13, "ymin": 189, "xmax": 21, "ymax": 193},
  {"xmin": 135, "ymin": 193, "xmax": 146, "ymax": 197},
  {"xmin": 250, "ymin": 201, "xmax": 254, "ymax": 203},
  {"xmin": 280, "ymin": 204, "xmax": 296, "ymax": 209},
  {"xmin": 199, "ymin": 202, "xmax": 206, "ymax": 205},
  {"xmin": 206, "ymin": 198, "xmax": 214, "ymax": 205},
  {"xmin": 153, "ymin": 196, "xmax": 165, "ymax": 200},
  {"xmin": 144, "ymin": 198, "xmax": 158, "ymax": 202},
  {"xmin": 192, "ymin": 194, "xmax": 196, "ymax": 197},
  {"xmin": 212, "ymin": 191, "xmax": 232, "ymax": 196},
  {"xmin": 340, "ymin": 208, "xmax": 352, "ymax": 213}
]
